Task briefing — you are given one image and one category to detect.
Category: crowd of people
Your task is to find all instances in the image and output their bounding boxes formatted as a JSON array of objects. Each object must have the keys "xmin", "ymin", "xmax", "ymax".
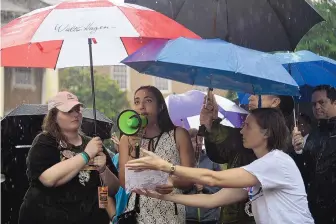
[{"xmin": 17, "ymin": 84, "xmax": 336, "ymax": 224}]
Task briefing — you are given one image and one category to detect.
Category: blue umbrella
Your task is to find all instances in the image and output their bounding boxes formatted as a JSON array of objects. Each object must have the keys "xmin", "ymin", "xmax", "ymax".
[
  {"xmin": 238, "ymin": 52, "xmax": 336, "ymax": 104},
  {"xmin": 238, "ymin": 92, "xmax": 250, "ymax": 105},
  {"xmin": 274, "ymin": 50, "xmax": 336, "ymax": 86},
  {"xmin": 122, "ymin": 38, "xmax": 300, "ymax": 96}
]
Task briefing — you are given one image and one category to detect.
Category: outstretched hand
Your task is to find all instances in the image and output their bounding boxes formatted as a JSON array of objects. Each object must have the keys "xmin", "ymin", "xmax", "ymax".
[
  {"xmin": 126, "ymin": 149, "xmax": 171, "ymax": 173},
  {"xmin": 155, "ymin": 177, "xmax": 174, "ymax": 194}
]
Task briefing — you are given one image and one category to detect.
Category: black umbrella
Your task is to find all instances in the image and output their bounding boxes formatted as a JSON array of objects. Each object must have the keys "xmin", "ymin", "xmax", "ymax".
[
  {"xmin": 0, "ymin": 104, "xmax": 114, "ymax": 147},
  {"xmin": 125, "ymin": 0, "xmax": 323, "ymax": 52},
  {"xmin": 0, "ymin": 104, "xmax": 114, "ymax": 224}
]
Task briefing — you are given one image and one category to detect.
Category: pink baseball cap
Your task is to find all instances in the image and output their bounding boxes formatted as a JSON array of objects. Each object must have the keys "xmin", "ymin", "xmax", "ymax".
[{"xmin": 48, "ymin": 91, "xmax": 83, "ymax": 112}]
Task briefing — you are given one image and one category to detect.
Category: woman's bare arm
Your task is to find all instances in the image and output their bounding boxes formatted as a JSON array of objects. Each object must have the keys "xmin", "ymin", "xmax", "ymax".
[
  {"xmin": 100, "ymin": 168, "xmax": 120, "ymax": 195},
  {"xmin": 40, "ymin": 154, "xmax": 87, "ymax": 187},
  {"xmin": 167, "ymin": 166, "xmax": 259, "ymax": 188},
  {"xmin": 105, "ymin": 196, "xmax": 116, "ymax": 219},
  {"xmin": 172, "ymin": 127, "xmax": 195, "ymax": 189},
  {"xmin": 119, "ymin": 135, "xmax": 132, "ymax": 188}
]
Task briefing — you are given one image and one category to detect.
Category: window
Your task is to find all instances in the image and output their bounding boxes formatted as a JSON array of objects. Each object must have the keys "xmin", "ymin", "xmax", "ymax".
[
  {"xmin": 153, "ymin": 77, "xmax": 171, "ymax": 93},
  {"xmin": 11, "ymin": 67, "xmax": 36, "ymax": 90},
  {"xmin": 111, "ymin": 65, "xmax": 129, "ymax": 90},
  {"xmin": 194, "ymin": 86, "xmax": 208, "ymax": 92}
]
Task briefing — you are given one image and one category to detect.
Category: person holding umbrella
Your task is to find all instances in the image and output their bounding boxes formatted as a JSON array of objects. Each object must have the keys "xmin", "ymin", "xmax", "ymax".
[
  {"xmin": 199, "ymin": 92, "xmax": 294, "ymax": 224},
  {"xmin": 126, "ymin": 108, "xmax": 314, "ymax": 224},
  {"xmin": 292, "ymin": 85, "xmax": 336, "ymax": 224},
  {"xmin": 18, "ymin": 91, "xmax": 119, "ymax": 224}
]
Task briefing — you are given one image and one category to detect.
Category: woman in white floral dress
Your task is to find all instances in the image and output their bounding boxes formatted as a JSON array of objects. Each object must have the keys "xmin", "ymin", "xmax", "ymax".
[{"xmin": 119, "ymin": 86, "xmax": 195, "ymax": 224}]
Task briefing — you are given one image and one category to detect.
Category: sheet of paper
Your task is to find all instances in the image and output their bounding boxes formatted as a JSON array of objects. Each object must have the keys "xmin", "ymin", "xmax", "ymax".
[{"xmin": 125, "ymin": 168, "xmax": 169, "ymax": 193}]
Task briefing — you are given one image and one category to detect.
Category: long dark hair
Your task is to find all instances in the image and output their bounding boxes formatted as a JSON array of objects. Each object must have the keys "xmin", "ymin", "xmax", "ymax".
[
  {"xmin": 250, "ymin": 108, "xmax": 289, "ymax": 151},
  {"xmin": 134, "ymin": 86, "xmax": 175, "ymax": 133}
]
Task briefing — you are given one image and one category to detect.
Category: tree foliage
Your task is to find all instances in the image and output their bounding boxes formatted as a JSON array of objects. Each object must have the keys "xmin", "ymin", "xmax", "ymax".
[
  {"xmin": 59, "ymin": 67, "xmax": 130, "ymax": 120},
  {"xmin": 296, "ymin": 0, "xmax": 336, "ymax": 60},
  {"xmin": 225, "ymin": 90, "xmax": 238, "ymax": 101}
]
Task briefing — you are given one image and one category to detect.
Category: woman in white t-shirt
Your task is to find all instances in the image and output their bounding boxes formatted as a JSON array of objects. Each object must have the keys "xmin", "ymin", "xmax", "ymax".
[{"xmin": 126, "ymin": 108, "xmax": 314, "ymax": 224}]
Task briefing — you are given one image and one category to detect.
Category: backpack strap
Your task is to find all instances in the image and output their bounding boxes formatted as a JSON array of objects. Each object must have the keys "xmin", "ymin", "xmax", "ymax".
[{"xmin": 134, "ymin": 144, "xmax": 141, "ymax": 213}]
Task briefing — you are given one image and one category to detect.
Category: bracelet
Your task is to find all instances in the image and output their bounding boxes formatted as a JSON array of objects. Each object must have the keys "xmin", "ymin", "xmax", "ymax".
[
  {"xmin": 111, "ymin": 214, "xmax": 116, "ymax": 221},
  {"xmin": 169, "ymin": 164, "xmax": 176, "ymax": 175},
  {"xmin": 80, "ymin": 152, "xmax": 90, "ymax": 164}
]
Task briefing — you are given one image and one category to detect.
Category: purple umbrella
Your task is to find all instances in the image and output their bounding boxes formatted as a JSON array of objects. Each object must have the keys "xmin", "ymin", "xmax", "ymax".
[{"xmin": 165, "ymin": 90, "xmax": 248, "ymax": 129}]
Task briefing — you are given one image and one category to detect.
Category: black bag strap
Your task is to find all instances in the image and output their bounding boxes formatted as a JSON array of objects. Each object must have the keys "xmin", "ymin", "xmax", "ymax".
[
  {"xmin": 134, "ymin": 144, "xmax": 141, "ymax": 213},
  {"xmin": 172, "ymin": 127, "xmax": 179, "ymax": 215},
  {"xmin": 147, "ymin": 132, "xmax": 164, "ymax": 153}
]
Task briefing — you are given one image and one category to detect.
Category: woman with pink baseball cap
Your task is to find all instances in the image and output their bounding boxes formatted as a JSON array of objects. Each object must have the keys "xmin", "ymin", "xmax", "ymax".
[{"xmin": 18, "ymin": 91, "xmax": 120, "ymax": 224}]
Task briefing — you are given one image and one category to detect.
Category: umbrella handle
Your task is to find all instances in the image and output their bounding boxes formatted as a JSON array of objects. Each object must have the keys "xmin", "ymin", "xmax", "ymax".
[
  {"xmin": 198, "ymin": 88, "xmax": 214, "ymax": 136},
  {"xmin": 88, "ymin": 38, "xmax": 97, "ymax": 136}
]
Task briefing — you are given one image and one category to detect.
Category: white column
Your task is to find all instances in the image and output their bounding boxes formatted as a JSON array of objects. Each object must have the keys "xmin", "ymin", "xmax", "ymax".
[
  {"xmin": 0, "ymin": 67, "xmax": 4, "ymax": 118},
  {"xmin": 41, "ymin": 69, "xmax": 59, "ymax": 104}
]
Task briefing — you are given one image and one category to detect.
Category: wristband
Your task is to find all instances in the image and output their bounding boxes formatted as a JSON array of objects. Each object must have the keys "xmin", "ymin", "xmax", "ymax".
[
  {"xmin": 169, "ymin": 164, "xmax": 176, "ymax": 175},
  {"xmin": 80, "ymin": 152, "xmax": 90, "ymax": 164}
]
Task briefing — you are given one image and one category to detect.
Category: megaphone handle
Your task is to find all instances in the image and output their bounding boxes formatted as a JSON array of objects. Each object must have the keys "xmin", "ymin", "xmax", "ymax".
[{"xmin": 135, "ymin": 144, "xmax": 140, "ymax": 158}]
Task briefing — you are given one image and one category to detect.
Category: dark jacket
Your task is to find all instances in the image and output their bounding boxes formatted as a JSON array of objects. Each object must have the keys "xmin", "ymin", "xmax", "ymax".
[
  {"xmin": 292, "ymin": 118, "xmax": 336, "ymax": 224},
  {"xmin": 204, "ymin": 120, "xmax": 256, "ymax": 224},
  {"xmin": 184, "ymin": 150, "xmax": 221, "ymax": 222}
]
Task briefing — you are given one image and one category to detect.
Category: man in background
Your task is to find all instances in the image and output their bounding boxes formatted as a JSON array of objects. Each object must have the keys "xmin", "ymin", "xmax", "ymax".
[{"xmin": 292, "ymin": 85, "xmax": 336, "ymax": 224}]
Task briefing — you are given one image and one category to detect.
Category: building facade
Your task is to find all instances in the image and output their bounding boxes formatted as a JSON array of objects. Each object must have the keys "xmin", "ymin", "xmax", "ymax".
[
  {"xmin": 0, "ymin": 0, "xmax": 59, "ymax": 118},
  {"xmin": 96, "ymin": 65, "xmax": 228, "ymax": 103}
]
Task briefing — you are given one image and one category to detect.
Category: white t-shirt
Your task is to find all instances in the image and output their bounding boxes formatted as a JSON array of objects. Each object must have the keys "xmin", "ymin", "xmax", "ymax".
[{"xmin": 242, "ymin": 150, "xmax": 314, "ymax": 224}]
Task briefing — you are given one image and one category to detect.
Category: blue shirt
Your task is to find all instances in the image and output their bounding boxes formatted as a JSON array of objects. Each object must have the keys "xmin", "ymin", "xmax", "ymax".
[{"xmin": 111, "ymin": 153, "xmax": 130, "ymax": 223}]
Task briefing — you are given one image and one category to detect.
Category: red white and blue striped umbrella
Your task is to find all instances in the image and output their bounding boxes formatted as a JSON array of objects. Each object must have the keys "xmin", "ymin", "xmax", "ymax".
[{"xmin": 1, "ymin": 0, "xmax": 199, "ymax": 68}]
